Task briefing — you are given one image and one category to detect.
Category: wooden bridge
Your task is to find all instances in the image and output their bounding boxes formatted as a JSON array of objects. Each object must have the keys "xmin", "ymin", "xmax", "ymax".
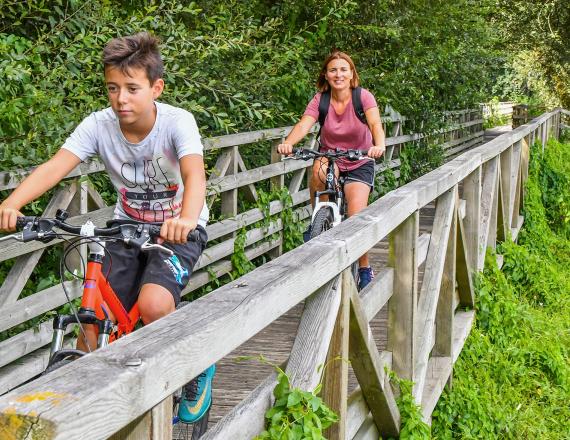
[{"xmin": 0, "ymin": 106, "xmax": 567, "ymax": 439}]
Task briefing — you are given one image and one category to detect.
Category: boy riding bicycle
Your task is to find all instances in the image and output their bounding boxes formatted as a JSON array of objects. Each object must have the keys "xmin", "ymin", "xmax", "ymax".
[{"xmin": 0, "ymin": 32, "xmax": 213, "ymax": 424}]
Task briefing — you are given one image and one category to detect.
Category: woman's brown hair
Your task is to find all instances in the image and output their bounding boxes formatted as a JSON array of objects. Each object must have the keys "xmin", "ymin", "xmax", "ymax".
[{"xmin": 316, "ymin": 51, "xmax": 360, "ymax": 92}]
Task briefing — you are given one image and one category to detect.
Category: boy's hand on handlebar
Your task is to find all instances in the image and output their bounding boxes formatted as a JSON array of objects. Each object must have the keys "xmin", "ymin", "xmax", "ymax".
[
  {"xmin": 368, "ymin": 146, "xmax": 386, "ymax": 159},
  {"xmin": 0, "ymin": 207, "xmax": 23, "ymax": 232},
  {"xmin": 277, "ymin": 142, "xmax": 294, "ymax": 156},
  {"xmin": 159, "ymin": 217, "xmax": 197, "ymax": 244}
]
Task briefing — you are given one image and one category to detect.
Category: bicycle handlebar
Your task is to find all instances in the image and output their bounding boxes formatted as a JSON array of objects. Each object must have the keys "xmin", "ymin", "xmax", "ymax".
[
  {"xmin": 14, "ymin": 214, "xmax": 202, "ymax": 245},
  {"xmin": 288, "ymin": 148, "xmax": 370, "ymax": 161}
]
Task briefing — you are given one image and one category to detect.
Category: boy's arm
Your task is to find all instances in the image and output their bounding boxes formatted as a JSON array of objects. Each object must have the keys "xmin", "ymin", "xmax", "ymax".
[
  {"xmin": 160, "ymin": 154, "xmax": 206, "ymax": 244},
  {"xmin": 0, "ymin": 149, "xmax": 82, "ymax": 231}
]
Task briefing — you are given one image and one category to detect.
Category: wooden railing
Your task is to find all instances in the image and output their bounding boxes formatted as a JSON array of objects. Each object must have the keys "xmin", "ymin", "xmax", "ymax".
[
  {"xmin": 1, "ymin": 107, "xmax": 560, "ymax": 440},
  {"xmin": 0, "ymin": 108, "xmax": 483, "ymax": 398}
]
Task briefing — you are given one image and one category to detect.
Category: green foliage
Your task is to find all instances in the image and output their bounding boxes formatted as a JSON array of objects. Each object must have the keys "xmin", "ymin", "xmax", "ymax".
[
  {"xmin": 251, "ymin": 358, "xmax": 338, "ymax": 440},
  {"xmin": 482, "ymin": 97, "xmax": 511, "ymax": 129},
  {"xmin": 231, "ymin": 227, "xmax": 256, "ymax": 278},
  {"xmin": 431, "ymin": 138, "xmax": 570, "ymax": 438},
  {"xmin": 387, "ymin": 372, "xmax": 431, "ymax": 440}
]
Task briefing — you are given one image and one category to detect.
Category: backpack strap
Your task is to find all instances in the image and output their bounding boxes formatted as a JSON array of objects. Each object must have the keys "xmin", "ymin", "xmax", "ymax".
[
  {"xmin": 317, "ymin": 90, "xmax": 331, "ymax": 142},
  {"xmin": 317, "ymin": 87, "xmax": 368, "ymax": 143},
  {"xmin": 352, "ymin": 86, "xmax": 367, "ymax": 125}
]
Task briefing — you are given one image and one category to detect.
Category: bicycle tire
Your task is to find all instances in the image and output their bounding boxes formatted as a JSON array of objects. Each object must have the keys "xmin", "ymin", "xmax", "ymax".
[
  {"xmin": 310, "ymin": 207, "xmax": 334, "ymax": 239},
  {"xmin": 191, "ymin": 409, "xmax": 210, "ymax": 439},
  {"xmin": 42, "ymin": 358, "xmax": 74, "ymax": 375}
]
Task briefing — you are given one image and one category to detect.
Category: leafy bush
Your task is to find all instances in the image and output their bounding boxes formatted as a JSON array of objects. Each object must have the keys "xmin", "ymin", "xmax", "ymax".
[{"xmin": 431, "ymin": 138, "xmax": 570, "ymax": 438}]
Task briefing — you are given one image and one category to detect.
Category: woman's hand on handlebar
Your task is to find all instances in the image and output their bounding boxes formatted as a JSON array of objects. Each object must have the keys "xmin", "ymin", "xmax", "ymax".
[
  {"xmin": 368, "ymin": 146, "xmax": 386, "ymax": 159},
  {"xmin": 277, "ymin": 142, "xmax": 294, "ymax": 156},
  {"xmin": 0, "ymin": 207, "xmax": 23, "ymax": 232},
  {"xmin": 159, "ymin": 217, "xmax": 197, "ymax": 244}
]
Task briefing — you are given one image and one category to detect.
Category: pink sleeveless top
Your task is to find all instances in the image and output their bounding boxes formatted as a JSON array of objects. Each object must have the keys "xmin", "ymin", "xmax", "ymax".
[{"xmin": 303, "ymin": 88, "xmax": 377, "ymax": 171}]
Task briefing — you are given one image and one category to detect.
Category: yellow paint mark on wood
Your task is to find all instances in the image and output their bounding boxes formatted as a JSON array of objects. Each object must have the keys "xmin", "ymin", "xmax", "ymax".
[
  {"xmin": 0, "ymin": 411, "xmax": 56, "ymax": 440},
  {"xmin": 15, "ymin": 391, "xmax": 66, "ymax": 406}
]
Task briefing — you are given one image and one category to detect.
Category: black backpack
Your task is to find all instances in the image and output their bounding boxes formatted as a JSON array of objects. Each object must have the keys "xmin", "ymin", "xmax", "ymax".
[{"xmin": 317, "ymin": 86, "xmax": 368, "ymax": 141}]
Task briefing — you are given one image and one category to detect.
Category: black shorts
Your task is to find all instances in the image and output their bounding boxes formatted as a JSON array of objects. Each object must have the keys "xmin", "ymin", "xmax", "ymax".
[
  {"xmin": 339, "ymin": 160, "xmax": 375, "ymax": 191},
  {"xmin": 101, "ymin": 225, "xmax": 207, "ymax": 312}
]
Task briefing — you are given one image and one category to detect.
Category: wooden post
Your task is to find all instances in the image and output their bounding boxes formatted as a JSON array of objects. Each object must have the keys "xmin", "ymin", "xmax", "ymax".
[
  {"xmin": 66, "ymin": 179, "xmax": 89, "ymax": 275},
  {"xmin": 109, "ymin": 396, "xmax": 172, "ymax": 440},
  {"xmin": 463, "ymin": 166, "xmax": 481, "ymax": 272},
  {"xmin": 321, "ymin": 271, "xmax": 350, "ymax": 439},
  {"xmin": 387, "ymin": 211, "xmax": 418, "ymax": 382},
  {"xmin": 269, "ymin": 139, "xmax": 284, "ymax": 258},
  {"xmin": 221, "ymin": 146, "xmax": 238, "ymax": 220}
]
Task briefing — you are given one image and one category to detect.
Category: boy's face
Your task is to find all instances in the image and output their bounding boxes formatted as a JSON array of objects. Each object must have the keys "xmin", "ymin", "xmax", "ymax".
[{"xmin": 104, "ymin": 66, "xmax": 164, "ymax": 128}]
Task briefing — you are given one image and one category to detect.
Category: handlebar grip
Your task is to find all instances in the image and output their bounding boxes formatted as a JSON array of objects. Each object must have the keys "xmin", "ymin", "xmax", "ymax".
[
  {"xmin": 16, "ymin": 216, "xmax": 37, "ymax": 230},
  {"xmin": 148, "ymin": 225, "xmax": 202, "ymax": 243}
]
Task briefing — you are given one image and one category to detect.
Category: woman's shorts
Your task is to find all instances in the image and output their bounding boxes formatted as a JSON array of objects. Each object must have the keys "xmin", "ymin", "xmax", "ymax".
[
  {"xmin": 340, "ymin": 160, "xmax": 375, "ymax": 191},
  {"xmin": 101, "ymin": 225, "xmax": 207, "ymax": 312}
]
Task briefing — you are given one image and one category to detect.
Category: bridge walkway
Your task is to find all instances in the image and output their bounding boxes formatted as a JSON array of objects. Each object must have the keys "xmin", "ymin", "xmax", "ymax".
[{"xmin": 205, "ymin": 204, "xmax": 435, "ymax": 430}]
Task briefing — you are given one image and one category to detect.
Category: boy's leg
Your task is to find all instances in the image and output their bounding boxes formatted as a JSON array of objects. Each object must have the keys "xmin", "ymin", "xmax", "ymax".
[{"xmin": 137, "ymin": 284, "xmax": 175, "ymax": 324}]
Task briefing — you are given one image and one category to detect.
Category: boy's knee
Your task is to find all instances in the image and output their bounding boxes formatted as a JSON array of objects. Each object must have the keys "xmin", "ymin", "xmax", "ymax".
[{"xmin": 138, "ymin": 285, "xmax": 175, "ymax": 324}]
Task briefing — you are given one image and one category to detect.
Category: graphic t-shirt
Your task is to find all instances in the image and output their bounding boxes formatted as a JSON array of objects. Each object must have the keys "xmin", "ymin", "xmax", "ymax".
[
  {"xmin": 62, "ymin": 102, "xmax": 208, "ymax": 226},
  {"xmin": 303, "ymin": 88, "xmax": 377, "ymax": 171}
]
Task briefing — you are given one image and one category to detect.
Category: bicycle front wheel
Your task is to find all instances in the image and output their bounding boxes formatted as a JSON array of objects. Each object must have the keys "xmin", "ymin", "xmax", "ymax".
[{"xmin": 310, "ymin": 207, "xmax": 334, "ymax": 239}]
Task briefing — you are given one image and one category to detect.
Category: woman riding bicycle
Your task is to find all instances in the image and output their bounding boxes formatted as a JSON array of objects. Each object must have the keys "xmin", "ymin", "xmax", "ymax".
[{"xmin": 277, "ymin": 50, "xmax": 386, "ymax": 290}]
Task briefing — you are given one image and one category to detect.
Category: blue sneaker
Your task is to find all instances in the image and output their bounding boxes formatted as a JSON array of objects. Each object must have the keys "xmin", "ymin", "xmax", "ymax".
[
  {"xmin": 358, "ymin": 267, "xmax": 374, "ymax": 291},
  {"xmin": 178, "ymin": 364, "xmax": 216, "ymax": 423},
  {"xmin": 303, "ymin": 225, "xmax": 312, "ymax": 242}
]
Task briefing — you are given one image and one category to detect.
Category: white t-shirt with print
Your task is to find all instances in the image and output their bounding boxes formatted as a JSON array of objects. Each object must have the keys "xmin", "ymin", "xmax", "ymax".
[{"xmin": 62, "ymin": 102, "xmax": 208, "ymax": 226}]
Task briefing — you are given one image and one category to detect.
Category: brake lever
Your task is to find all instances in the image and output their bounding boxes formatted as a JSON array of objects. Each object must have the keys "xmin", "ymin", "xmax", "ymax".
[
  {"xmin": 140, "ymin": 241, "xmax": 174, "ymax": 256},
  {"xmin": 0, "ymin": 233, "xmax": 23, "ymax": 243}
]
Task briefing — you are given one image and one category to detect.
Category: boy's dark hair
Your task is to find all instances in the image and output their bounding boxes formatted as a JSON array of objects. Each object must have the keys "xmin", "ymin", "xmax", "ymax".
[{"xmin": 103, "ymin": 32, "xmax": 164, "ymax": 84}]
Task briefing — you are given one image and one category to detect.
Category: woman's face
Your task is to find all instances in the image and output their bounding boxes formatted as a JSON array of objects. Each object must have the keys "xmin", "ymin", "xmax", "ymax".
[{"xmin": 325, "ymin": 58, "xmax": 353, "ymax": 92}]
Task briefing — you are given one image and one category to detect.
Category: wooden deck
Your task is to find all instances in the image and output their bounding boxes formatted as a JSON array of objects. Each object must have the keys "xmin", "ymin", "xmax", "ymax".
[{"xmin": 203, "ymin": 203, "xmax": 435, "ymax": 430}]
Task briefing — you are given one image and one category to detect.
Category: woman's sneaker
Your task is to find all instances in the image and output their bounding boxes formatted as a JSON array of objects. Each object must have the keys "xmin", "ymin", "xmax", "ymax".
[
  {"xmin": 178, "ymin": 364, "xmax": 216, "ymax": 423},
  {"xmin": 358, "ymin": 266, "xmax": 374, "ymax": 291}
]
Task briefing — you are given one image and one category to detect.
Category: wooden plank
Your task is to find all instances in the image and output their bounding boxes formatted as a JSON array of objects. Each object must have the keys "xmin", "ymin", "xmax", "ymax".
[
  {"xmin": 0, "ymin": 281, "xmax": 83, "ymax": 333},
  {"xmin": 86, "ymin": 181, "xmax": 108, "ymax": 209},
  {"xmin": 387, "ymin": 211, "xmax": 418, "ymax": 382},
  {"xmin": 434, "ymin": 198, "xmax": 456, "ymax": 360},
  {"xmin": 511, "ymin": 141, "xmax": 522, "ymax": 227},
  {"xmin": 414, "ymin": 187, "xmax": 455, "ymax": 401},
  {"xmin": 496, "ymin": 160, "xmax": 509, "ymax": 243},
  {"xmin": 203, "ymin": 126, "xmax": 297, "ymax": 150},
  {"xmin": 478, "ymin": 157, "xmax": 498, "ymax": 270},
  {"xmin": 456, "ymin": 198, "xmax": 475, "ymax": 308},
  {"xmin": 352, "ymin": 414, "xmax": 380, "ymax": 440},
  {"xmin": 0, "ymin": 338, "xmax": 76, "ymax": 395},
  {"xmin": 511, "ymin": 215, "xmax": 524, "ymax": 242},
  {"xmin": 201, "ymin": 372, "xmax": 277, "ymax": 440},
  {"xmin": 346, "ymin": 352, "xmax": 392, "ymax": 439},
  {"xmin": 206, "ymin": 189, "xmax": 309, "ymax": 242},
  {"xmin": 0, "ymin": 160, "xmax": 105, "ymax": 191},
  {"xmin": 349, "ymin": 277, "xmax": 400, "ymax": 437},
  {"xmin": 0, "ymin": 206, "xmax": 115, "ymax": 262},
  {"xmin": 286, "ymin": 276, "xmax": 341, "ymax": 390},
  {"xmin": 420, "ymin": 356, "xmax": 453, "ymax": 421},
  {"xmin": 452, "ymin": 310, "xmax": 475, "ymax": 363},
  {"xmin": 206, "ymin": 157, "xmax": 307, "ymax": 196},
  {"xmin": 463, "ymin": 167, "xmax": 481, "ymax": 272},
  {"xmin": 0, "ymin": 320, "xmax": 72, "ymax": 369},
  {"xmin": 220, "ymin": 146, "xmax": 238, "ymax": 220},
  {"xmin": 321, "ymin": 271, "xmax": 350, "ymax": 440},
  {"xmin": 360, "ymin": 268, "xmax": 394, "ymax": 322},
  {"xmin": 236, "ymin": 151, "xmax": 259, "ymax": 203},
  {"xmin": 0, "ymin": 184, "xmax": 77, "ymax": 306}
]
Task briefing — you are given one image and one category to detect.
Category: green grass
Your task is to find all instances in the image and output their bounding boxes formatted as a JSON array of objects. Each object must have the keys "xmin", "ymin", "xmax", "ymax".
[{"xmin": 430, "ymin": 137, "xmax": 570, "ymax": 439}]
